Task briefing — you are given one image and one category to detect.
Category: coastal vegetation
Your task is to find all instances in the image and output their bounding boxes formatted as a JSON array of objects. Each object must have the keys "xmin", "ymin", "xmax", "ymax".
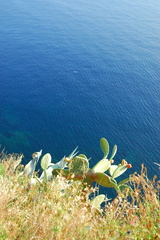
[{"xmin": 0, "ymin": 138, "xmax": 159, "ymax": 240}]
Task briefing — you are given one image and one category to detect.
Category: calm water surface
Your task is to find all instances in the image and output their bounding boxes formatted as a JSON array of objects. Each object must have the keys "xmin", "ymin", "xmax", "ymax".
[{"xmin": 0, "ymin": 0, "xmax": 160, "ymax": 180}]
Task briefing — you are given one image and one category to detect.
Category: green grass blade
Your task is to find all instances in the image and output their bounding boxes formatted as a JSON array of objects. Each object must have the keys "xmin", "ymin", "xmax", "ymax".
[{"xmin": 0, "ymin": 164, "xmax": 4, "ymax": 176}]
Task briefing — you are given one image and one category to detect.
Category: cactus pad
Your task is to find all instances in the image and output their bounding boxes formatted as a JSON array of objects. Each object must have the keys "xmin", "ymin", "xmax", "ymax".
[
  {"xmin": 100, "ymin": 138, "xmax": 109, "ymax": 158},
  {"xmin": 110, "ymin": 164, "xmax": 127, "ymax": 178},
  {"xmin": 91, "ymin": 159, "xmax": 111, "ymax": 173},
  {"xmin": 109, "ymin": 145, "xmax": 117, "ymax": 160},
  {"xmin": 90, "ymin": 194, "xmax": 105, "ymax": 209},
  {"xmin": 41, "ymin": 153, "xmax": 51, "ymax": 171},
  {"xmin": 68, "ymin": 155, "xmax": 89, "ymax": 175},
  {"xmin": 94, "ymin": 172, "xmax": 111, "ymax": 187}
]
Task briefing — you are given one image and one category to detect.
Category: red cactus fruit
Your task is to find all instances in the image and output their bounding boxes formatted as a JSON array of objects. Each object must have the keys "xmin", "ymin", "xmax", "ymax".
[{"xmin": 126, "ymin": 164, "xmax": 132, "ymax": 168}]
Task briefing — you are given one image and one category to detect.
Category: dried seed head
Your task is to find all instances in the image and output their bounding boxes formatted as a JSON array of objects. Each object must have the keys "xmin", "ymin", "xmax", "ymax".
[
  {"xmin": 64, "ymin": 157, "xmax": 70, "ymax": 163},
  {"xmin": 90, "ymin": 187, "xmax": 95, "ymax": 193},
  {"xmin": 113, "ymin": 198, "xmax": 119, "ymax": 205}
]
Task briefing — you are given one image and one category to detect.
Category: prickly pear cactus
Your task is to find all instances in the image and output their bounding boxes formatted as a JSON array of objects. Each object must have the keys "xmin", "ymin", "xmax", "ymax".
[
  {"xmin": 52, "ymin": 137, "xmax": 132, "ymax": 195},
  {"xmin": 94, "ymin": 172, "xmax": 111, "ymax": 187},
  {"xmin": 100, "ymin": 138, "xmax": 109, "ymax": 159},
  {"xmin": 68, "ymin": 155, "xmax": 89, "ymax": 175},
  {"xmin": 111, "ymin": 165, "xmax": 127, "ymax": 178},
  {"xmin": 40, "ymin": 153, "xmax": 51, "ymax": 171},
  {"xmin": 91, "ymin": 159, "xmax": 111, "ymax": 173},
  {"xmin": 109, "ymin": 159, "xmax": 132, "ymax": 179},
  {"xmin": 90, "ymin": 194, "xmax": 105, "ymax": 209},
  {"xmin": 40, "ymin": 153, "xmax": 52, "ymax": 182},
  {"xmin": 109, "ymin": 144, "xmax": 117, "ymax": 160}
]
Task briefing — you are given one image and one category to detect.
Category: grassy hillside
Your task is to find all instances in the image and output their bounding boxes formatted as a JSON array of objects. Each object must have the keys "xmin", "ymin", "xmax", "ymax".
[{"xmin": 0, "ymin": 151, "xmax": 159, "ymax": 240}]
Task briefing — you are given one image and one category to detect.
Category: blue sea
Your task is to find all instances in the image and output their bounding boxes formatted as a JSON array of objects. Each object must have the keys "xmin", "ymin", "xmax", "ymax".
[{"xmin": 0, "ymin": 0, "xmax": 160, "ymax": 179}]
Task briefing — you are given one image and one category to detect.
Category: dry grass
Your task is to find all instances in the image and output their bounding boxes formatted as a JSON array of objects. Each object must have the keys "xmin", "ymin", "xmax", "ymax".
[
  {"xmin": 0, "ymin": 155, "xmax": 160, "ymax": 240},
  {"xmin": 104, "ymin": 165, "xmax": 160, "ymax": 240}
]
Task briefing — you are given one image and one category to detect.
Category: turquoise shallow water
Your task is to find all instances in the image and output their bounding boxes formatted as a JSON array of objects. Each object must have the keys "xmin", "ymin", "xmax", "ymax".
[{"xmin": 0, "ymin": 0, "xmax": 160, "ymax": 179}]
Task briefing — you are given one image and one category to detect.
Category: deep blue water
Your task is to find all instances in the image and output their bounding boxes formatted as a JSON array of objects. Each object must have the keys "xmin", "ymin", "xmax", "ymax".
[{"xmin": 0, "ymin": 0, "xmax": 160, "ymax": 179}]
